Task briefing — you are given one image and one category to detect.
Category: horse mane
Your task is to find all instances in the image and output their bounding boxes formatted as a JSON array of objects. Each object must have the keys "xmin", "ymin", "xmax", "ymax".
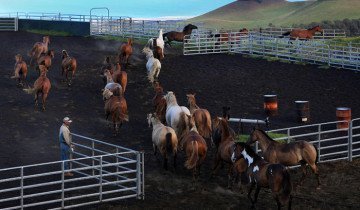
[
  {"xmin": 177, "ymin": 112, "xmax": 190, "ymax": 141},
  {"xmin": 158, "ymin": 29, "xmax": 163, "ymax": 39},
  {"xmin": 256, "ymin": 128, "xmax": 276, "ymax": 142},
  {"xmin": 165, "ymin": 91, "xmax": 178, "ymax": 106},
  {"xmin": 142, "ymin": 47, "xmax": 154, "ymax": 59},
  {"xmin": 308, "ymin": 25, "xmax": 320, "ymax": 30}
]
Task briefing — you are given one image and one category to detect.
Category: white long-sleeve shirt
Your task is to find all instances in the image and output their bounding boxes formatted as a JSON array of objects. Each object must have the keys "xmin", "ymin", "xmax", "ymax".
[{"xmin": 59, "ymin": 124, "xmax": 72, "ymax": 146}]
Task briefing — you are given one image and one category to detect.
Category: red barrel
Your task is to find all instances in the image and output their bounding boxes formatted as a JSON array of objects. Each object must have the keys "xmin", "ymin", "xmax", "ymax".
[
  {"xmin": 336, "ymin": 107, "xmax": 351, "ymax": 129},
  {"xmin": 295, "ymin": 101, "xmax": 310, "ymax": 123},
  {"xmin": 264, "ymin": 95, "xmax": 278, "ymax": 116}
]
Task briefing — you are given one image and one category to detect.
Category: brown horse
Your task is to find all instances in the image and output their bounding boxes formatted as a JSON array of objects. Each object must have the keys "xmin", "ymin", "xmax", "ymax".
[
  {"xmin": 23, "ymin": 67, "xmax": 51, "ymax": 111},
  {"xmin": 281, "ymin": 25, "xmax": 323, "ymax": 40},
  {"xmin": 231, "ymin": 142, "xmax": 293, "ymax": 210},
  {"xmin": 29, "ymin": 36, "xmax": 50, "ymax": 66},
  {"xmin": 247, "ymin": 128, "xmax": 320, "ymax": 189},
  {"xmin": 212, "ymin": 115, "xmax": 236, "ymax": 150},
  {"xmin": 186, "ymin": 94, "xmax": 212, "ymax": 141},
  {"xmin": 103, "ymin": 89, "xmax": 129, "ymax": 135},
  {"xmin": 61, "ymin": 50, "xmax": 77, "ymax": 86},
  {"xmin": 152, "ymin": 81, "xmax": 167, "ymax": 124},
  {"xmin": 163, "ymin": 24, "xmax": 198, "ymax": 47},
  {"xmin": 112, "ymin": 63, "xmax": 127, "ymax": 94},
  {"xmin": 11, "ymin": 54, "xmax": 28, "ymax": 86},
  {"xmin": 37, "ymin": 50, "xmax": 55, "ymax": 72},
  {"xmin": 181, "ymin": 115, "xmax": 208, "ymax": 181},
  {"xmin": 147, "ymin": 113, "xmax": 178, "ymax": 170},
  {"xmin": 119, "ymin": 38, "xmax": 133, "ymax": 65}
]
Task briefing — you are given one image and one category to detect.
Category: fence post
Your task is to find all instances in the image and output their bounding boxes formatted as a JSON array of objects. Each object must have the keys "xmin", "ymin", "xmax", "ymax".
[
  {"xmin": 317, "ymin": 124, "xmax": 321, "ymax": 162},
  {"xmin": 116, "ymin": 148, "xmax": 119, "ymax": 182},
  {"xmin": 99, "ymin": 156, "xmax": 103, "ymax": 202},
  {"xmin": 20, "ymin": 167, "xmax": 24, "ymax": 210},
  {"xmin": 61, "ymin": 162, "xmax": 65, "ymax": 208},
  {"xmin": 142, "ymin": 151, "xmax": 145, "ymax": 200},
  {"xmin": 92, "ymin": 141, "xmax": 95, "ymax": 176},
  {"xmin": 348, "ymin": 120, "xmax": 353, "ymax": 162},
  {"xmin": 136, "ymin": 152, "xmax": 141, "ymax": 199},
  {"xmin": 287, "ymin": 128, "xmax": 291, "ymax": 143}
]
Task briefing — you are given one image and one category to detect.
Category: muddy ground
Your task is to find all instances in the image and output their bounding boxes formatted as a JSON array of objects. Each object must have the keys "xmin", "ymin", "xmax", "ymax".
[{"xmin": 0, "ymin": 31, "xmax": 359, "ymax": 209}]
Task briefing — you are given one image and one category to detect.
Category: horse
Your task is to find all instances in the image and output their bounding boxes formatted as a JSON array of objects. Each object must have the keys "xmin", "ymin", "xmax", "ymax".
[
  {"xmin": 61, "ymin": 50, "xmax": 77, "ymax": 86},
  {"xmin": 103, "ymin": 69, "xmax": 122, "ymax": 98},
  {"xmin": 103, "ymin": 89, "xmax": 129, "ymax": 135},
  {"xmin": 163, "ymin": 24, "xmax": 198, "ymax": 47},
  {"xmin": 23, "ymin": 67, "xmax": 51, "ymax": 111},
  {"xmin": 280, "ymin": 25, "xmax": 323, "ymax": 40},
  {"xmin": 212, "ymin": 113, "xmax": 236, "ymax": 150},
  {"xmin": 29, "ymin": 36, "xmax": 50, "ymax": 66},
  {"xmin": 186, "ymin": 94, "xmax": 212, "ymax": 141},
  {"xmin": 164, "ymin": 91, "xmax": 191, "ymax": 141},
  {"xmin": 112, "ymin": 63, "xmax": 127, "ymax": 94},
  {"xmin": 152, "ymin": 81, "xmax": 167, "ymax": 124},
  {"xmin": 100, "ymin": 56, "xmax": 114, "ymax": 86},
  {"xmin": 146, "ymin": 29, "xmax": 165, "ymax": 59},
  {"xmin": 37, "ymin": 50, "xmax": 55, "ymax": 73},
  {"xmin": 147, "ymin": 113, "xmax": 178, "ymax": 170},
  {"xmin": 11, "ymin": 54, "xmax": 28, "ymax": 86},
  {"xmin": 142, "ymin": 47, "xmax": 161, "ymax": 83},
  {"xmin": 119, "ymin": 38, "xmax": 133, "ymax": 66},
  {"xmin": 231, "ymin": 142, "xmax": 293, "ymax": 210},
  {"xmin": 181, "ymin": 114, "xmax": 208, "ymax": 182},
  {"xmin": 247, "ymin": 128, "xmax": 320, "ymax": 189}
]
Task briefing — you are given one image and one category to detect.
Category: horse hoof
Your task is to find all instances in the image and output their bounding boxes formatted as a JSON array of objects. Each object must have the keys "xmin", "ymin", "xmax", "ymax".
[{"xmin": 316, "ymin": 186, "xmax": 321, "ymax": 190}]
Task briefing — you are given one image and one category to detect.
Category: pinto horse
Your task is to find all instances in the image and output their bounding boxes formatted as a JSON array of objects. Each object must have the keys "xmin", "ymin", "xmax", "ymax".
[
  {"xmin": 61, "ymin": 50, "xmax": 77, "ymax": 86},
  {"xmin": 119, "ymin": 38, "xmax": 133, "ymax": 65},
  {"xmin": 23, "ymin": 67, "xmax": 51, "ymax": 111},
  {"xmin": 152, "ymin": 81, "xmax": 167, "ymax": 124},
  {"xmin": 37, "ymin": 50, "xmax": 55, "ymax": 73},
  {"xmin": 181, "ymin": 115, "xmax": 208, "ymax": 181},
  {"xmin": 147, "ymin": 113, "xmax": 178, "ymax": 170},
  {"xmin": 186, "ymin": 94, "xmax": 212, "ymax": 141},
  {"xmin": 163, "ymin": 24, "xmax": 198, "ymax": 47},
  {"xmin": 281, "ymin": 25, "xmax": 323, "ymax": 40},
  {"xmin": 147, "ymin": 29, "xmax": 165, "ymax": 59},
  {"xmin": 11, "ymin": 54, "xmax": 28, "ymax": 86},
  {"xmin": 29, "ymin": 36, "xmax": 50, "ymax": 66},
  {"xmin": 164, "ymin": 91, "xmax": 191, "ymax": 141},
  {"xmin": 231, "ymin": 142, "xmax": 293, "ymax": 210},
  {"xmin": 142, "ymin": 47, "xmax": 161, "ymax": 83},
  {"xmin": 247, "ymin": 128, "xmax": 320, "ymax": 189},
  {"xmin": 112, "ymin": 63, "xmax": 127, "ymax": 94}
]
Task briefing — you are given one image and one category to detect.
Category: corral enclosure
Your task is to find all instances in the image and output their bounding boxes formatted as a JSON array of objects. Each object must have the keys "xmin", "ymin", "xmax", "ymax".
[{"xmin": 0, "ymin": 11, "xmax": 360, "ymax": 209}]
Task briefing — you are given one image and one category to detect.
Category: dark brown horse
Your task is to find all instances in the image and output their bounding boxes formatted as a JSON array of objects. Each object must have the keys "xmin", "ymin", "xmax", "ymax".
[
  {"xmin": 247, "ymin": 128, "xmax": 320, "ymax": 189},
  {"xmin": 152, "ymin": 81, "xmax": 167, "ymax": 124},
  {"xmin": 61, "ymin": 50, "xmax": 77, "ymax": 86},
  {"xmin": 37, "ymin": 50, "xmax": 55, "ymax": 72},
  {"xmin": 119, "ymin": 38, "xmax": 133, "ymax": 65},
  {"xmin": 181, "ymin": 115, "xmax": 208, "ymax": 182},
  {"xmin": 23, "ymin": 68, "xmax": 51, "ymax": 111},
  {"xmin": 281, "ymin": 25, "xmax": 323, "ymax": 40},
  {"xmin": 112, "ymin": 63, "xmax": 127, "ymax": 94},
  {"xmin": 29, "ymin": 36, "xmax": 50, "ymax": 66},
  {"xmin": 11, "ymin": 54, "xmax": 28, "ymax": 86},
  {"xmin": 163, "ymin": 24, "xmax": 198, "ymax": 47},
  {"xmin": 232, "ymin": 142, "xmax": 293, "ymax": 210}
]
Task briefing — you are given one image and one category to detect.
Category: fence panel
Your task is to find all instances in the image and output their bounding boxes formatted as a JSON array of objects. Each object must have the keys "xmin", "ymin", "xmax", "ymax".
[{"xmin": 0, "ymin": 18, "xmax": 18, "ymax": 31}]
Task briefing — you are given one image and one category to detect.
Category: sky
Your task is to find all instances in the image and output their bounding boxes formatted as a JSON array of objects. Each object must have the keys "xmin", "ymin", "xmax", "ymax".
[{"xmin": 0, "ymin": 0, "xmax": 307, "ymax": 19}]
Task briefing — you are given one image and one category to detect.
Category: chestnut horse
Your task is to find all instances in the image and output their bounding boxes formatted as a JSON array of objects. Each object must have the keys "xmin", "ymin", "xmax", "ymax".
[
  {"xmin": 29, "ymin": 36, "xmax": 50, "ymax": 66},
  {"xmin": 281, "ymin": 25, "xmax": 323, "ymax": 40},
  {"xmin": 23, "ymin": 68, "xmax": 51, "ymax": 111},
  {"xmin": 112, "ymin": 63, "xmax": 127, "ymax": 94},
  {"xmin": 186, "ymin": 94, "xmax": 212, "ymax": 141},
  {"xmin": 119, "ymin": 38, "xmax": 133, "ymax": 65},
  {"xmin": 231, "ymin": 142, "xmax": 292, "ymax": 209},
  {"xmin": 61, "ymin": 50, "xmax": 77, "ymax": 86},
  {"xmin": 37, "ymin": 50, "xmax": 55, "ymax": 72},
  {"xmin": 181, "ymin": 115, "xmax": 208, "ymax": 181},
  {"xmin": 163, "ymin": 24, "xmax": 198, "ymax": 47},
  {"xmin": 147, "ymin": 113, "xmax": 178, "ymax": 170},
  {"xmin": 247, "ymin": 128, "xmax": 320, "ymax": 189},
  {"xmin": 11, "ymin": 54, "xmax": 28, "ymax": 86},
  {"xmin": 152, "ymin": 81, "xmax": 167, "ymax": 124},
  {"xmin": 103, "ymin": 89, "xmax": 129, "ymax": 134}
]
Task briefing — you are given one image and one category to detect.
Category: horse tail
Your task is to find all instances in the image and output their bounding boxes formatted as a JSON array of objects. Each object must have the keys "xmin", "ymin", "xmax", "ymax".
[
  {"xmin": 280, "ymin": 167, "xmax": 292, "ymax": 205},
  {"xmin": 202, "ymin": 110, "xmax": 212, "ymax": 139},
  {"xmin": 314, "ymin": 143, "xmax": 319, "ymax": 163},
  {"xmin": 23, "ymin": 87, "xmax": 35, "ymax": 94},
  {"xmin": 165, "ymin": 132, "xmax": 173, "ymax": 156},
  {"xmin": 185, "ymin": 141, "xmax": 198, "ymax": 170},
  {"xmin": 280, "ymin": 31, "xmax": 291, "ymax": 38}
]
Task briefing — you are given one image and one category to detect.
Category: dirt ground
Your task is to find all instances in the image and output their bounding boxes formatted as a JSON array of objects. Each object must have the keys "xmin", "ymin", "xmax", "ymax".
[{"xmin": 0, "ymin": 31, "xmax": 360, "ymax": 209}]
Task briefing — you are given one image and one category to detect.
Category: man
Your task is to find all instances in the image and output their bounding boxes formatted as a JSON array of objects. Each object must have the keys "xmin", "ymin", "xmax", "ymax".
[{"xmin": 59, "ymin": 117, "xmax": 74, "ymax": 176}]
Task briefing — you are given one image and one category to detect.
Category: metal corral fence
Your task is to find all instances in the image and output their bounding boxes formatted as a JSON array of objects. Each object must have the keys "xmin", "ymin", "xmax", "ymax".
[
  {"xmin": 260, "ymin": 27, "xmax": 346, "ymax": 39},
  {"xmin": 266, "ymin": 118, "xmax": 360, "ymax": 163},
  {"xmin": 0, "ymin": 18, "xmax": 18, "ymax": 31},
  {"xmin": 184, "ymin": 32, "xmax": 360, "ymax": 71},
  {"xmin": 0, "ymin": 12, "xmax": 92, "ymax": 22},
  {"xmin": 0, "ymin": 133, "xmax": 144, "ymax": 209}
]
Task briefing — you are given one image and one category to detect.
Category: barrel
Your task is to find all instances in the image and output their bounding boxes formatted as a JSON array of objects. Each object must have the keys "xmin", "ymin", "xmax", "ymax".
[
  {"xmin": 264, "ymin": 95, "xmax": 278, "ymax": 116},
  {"xmin": 295, "ymin": 101, "xmax": 310, "ymax": 123},
  {"xmin": 336, "ymin": 107, "xmax": 351, "ymax": 129}
]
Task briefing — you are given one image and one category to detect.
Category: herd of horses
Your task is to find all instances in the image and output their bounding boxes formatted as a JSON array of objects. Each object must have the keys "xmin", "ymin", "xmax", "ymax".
[{"xmin": 10, "ymin": 23, "xmax": 324, "ymax": 209}]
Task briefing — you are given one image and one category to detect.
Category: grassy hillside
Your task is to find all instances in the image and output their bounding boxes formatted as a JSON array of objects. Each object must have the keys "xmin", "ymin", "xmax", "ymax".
[{"xmin": 191, "ymin": 0, "xmax": 360, "ymax": 29}]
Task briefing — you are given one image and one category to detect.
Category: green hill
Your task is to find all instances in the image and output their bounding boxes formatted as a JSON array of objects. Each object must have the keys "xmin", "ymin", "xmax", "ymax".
[{"xmin": 191, "ymin": 0, "xmax": 360, "ymax": 29}]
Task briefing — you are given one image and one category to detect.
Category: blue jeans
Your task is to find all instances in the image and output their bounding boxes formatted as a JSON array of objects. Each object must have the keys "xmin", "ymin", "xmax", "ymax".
[{"xmin": 60, "ymin": 143, "xmax": 71, "ymax": 170}]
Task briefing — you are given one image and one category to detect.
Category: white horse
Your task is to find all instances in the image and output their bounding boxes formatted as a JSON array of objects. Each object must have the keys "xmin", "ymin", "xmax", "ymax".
[
  {"xmin": 147, "ymin": 113, "xmax": 178, "ymax": 170},
  {"xmin": 164, "ymin": 91, "xmax": 191, "ymax": 141},
  {"xmin": 142, "ymin": 47, "xmax": 161, "ymax": 83},
  {"xmin": 147, "ymin": 29, "xmax": 165, "ymax": 55}
]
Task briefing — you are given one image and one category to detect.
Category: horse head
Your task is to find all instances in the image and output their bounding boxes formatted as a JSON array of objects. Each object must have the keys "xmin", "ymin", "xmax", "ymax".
[
  {"xmin": 48, "ymin": 50, "xmax": 55, "ymax": 58},
  {"xmin": 62, "ymin": 50, "xmax": 69, "ymax": 59},
  {"xmin": 186, "ymin": 93, "xmax": 196, "ymax": 106},
  {"xmin": 43, "ymin": 36, "xmax": 50, "ymax": 44},
  {"xmin": 183, "ymin": 24, "xmax": 198, "ymax": 35},
  {"xmin": 102, "ymin": 88, "xmax": 113, "ymax": 101},
  {"xmin": 231, "ymin": 142, "xmax": 246, "ymax": 163},
  {"xmin": 158, "ymin": 29, "xmax": 163, "ymax": 39},
  {"xmin": 142, "ymin": 47, "xmax": 153, "ymax": 59},
  {"xmin": 164, "ymin": 91, "xmax": 177, "ymax": 106},
  {"xmin": 127, "ymin": 38, "xmax": 133, "ymax": 46},
  {"xmin": 247, "ymin": 127, "xmax": 263, "ymax": 145},
  {"xmin": 222, "ymin": 106, "xmax": 231, "ymax": 120},
  {"xmin": 314, "ymin": 25, "xmax": 323, "ymax": 35},
  {"xmin": 15, "ymin": 54, "xmax": 22, "ymax": 62}
]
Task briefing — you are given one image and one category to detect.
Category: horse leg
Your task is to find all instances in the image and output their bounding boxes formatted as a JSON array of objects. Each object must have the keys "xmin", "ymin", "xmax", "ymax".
[
  {"xmin": 275, "ymin": 196, "xmax": 282, "ymax": 210},
  {"xmin": 42, "ymin": 93, "xmax": 48, "ymax": 111},
  {"xmin": 153, "ymin": 143, "xmax": 157, "ymax": 155},
  {"xmin": 34, "ymin": 92, "xmax": 39, "ymax": 108},
  {"xmin": 298, "ymin": 162, "xmax": 308, "ymax": 186},
  {"xmin": 210, "ymin": 155, "xmax": 221, "ymax": 178},
  {"xmin": 173, "ymin": 152, "xmax": 177, "ymax": 170},
  {"xmin": 227, "ymin": 164, "xmax": 234, "ymax": 189},
  {"xmin": 163, "ymin": 156, "xmax": 168, "ymax": 170},
  {"xmin": 309, "ymin": 163, "xmax": 321, "ymax": 189},
  {"xmin": 247, "ymin": 182, "xmax": 256, "ymax": 207},
  {"xmin": 253, "ymin": 185, "xmax": 261, "ymax": 205}
]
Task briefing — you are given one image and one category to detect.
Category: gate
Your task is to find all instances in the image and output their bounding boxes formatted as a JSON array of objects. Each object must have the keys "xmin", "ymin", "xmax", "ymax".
[
  {"xmin": 0, "ymin": 18, "xmax": 18, "ymax": 31},
  {"xmin": 0, "ymin": 133, "xmax": 144, "ymax": 209}
]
